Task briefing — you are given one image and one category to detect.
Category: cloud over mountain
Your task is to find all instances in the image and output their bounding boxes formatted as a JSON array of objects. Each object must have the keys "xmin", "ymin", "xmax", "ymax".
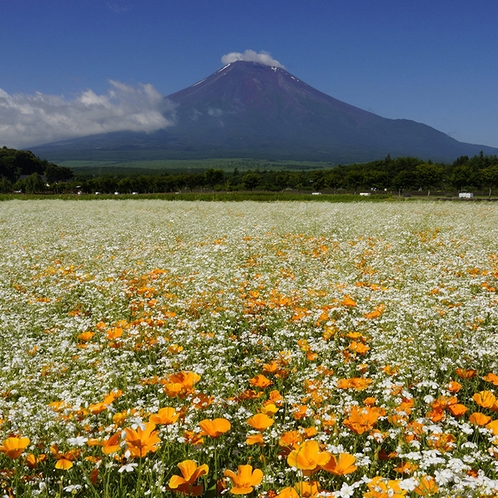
[
  {"xmin": 221, "ymin": 50, "xmax": 285, "ymax": 69},
  {"xmin": 0, "ymin": 80, "xmax": 175, "ymax": 148}
]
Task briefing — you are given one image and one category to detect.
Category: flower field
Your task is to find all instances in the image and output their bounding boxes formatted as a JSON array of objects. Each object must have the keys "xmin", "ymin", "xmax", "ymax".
[{"xmin": 1, "ymin": 199, "xmax": 498, "ymax": 497}]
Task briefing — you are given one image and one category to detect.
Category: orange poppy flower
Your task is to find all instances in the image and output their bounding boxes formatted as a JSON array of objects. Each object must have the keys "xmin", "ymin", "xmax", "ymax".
[
  {"xmin": 247, "ymin": 413, "xmax": 274, "ymax": 432},
  {"xmin": 447, "ymin": 403, "xmax": 468, "ymax": 417},
  {"xmin": 394, "ymin": 461, "xmax": 418, "ymax": 474},
  {"xmin": 341, "ymin": 296, "xmax": 357, "ymax": 307},
  {"xmin": 169, "ymin": 459, "xmax": 209, "ymax": 496},
  {"xmin": 276, "ymin": 487, "xmax": 300, "ymax": 498},
  {"xmin": 472, "ymin": 390, "xmax": 497, "ymax": 409},
  {"xmin": 183, "ymin": 430, "xmax": 204, "ymax": 446},
  {"xmin": 293, "ymin": 481, "xmax": 321, "ymax": 498},
  {"xmin": 414, "ymin": 476, "xmax": 439, "ymax": 496},
  {"xmin": 246, "ymin": 433, "xmax": 265, "ymax": 446},
  {"xmin": 343, "ymin": 406, "xmax": 385, "ymax": 434},
  {"xmin": 292, "ymin": 404, "xmax": 311, "ymax": 420},
  {"xmin": 349, "ymin": 341, "xmax": 370, "ymax": 355},
  {"xmin": 223, "ymin": 465, "xmax": 263, "ymax": 495},
  {"xmin": 365, "ymin": 476, "xmax": 406, "ymax": 498},
  {"xmin": 279, "ymin": 430, "xmax": 302, "ymax": 449},
  {"xmin": 199, "ymin": 418, "xmax": 231, "ymax": 438},
  {"xmin": 55, "ymin": 458, "xmax": 74, "ymax": 470},
  {"xmin": 249, "ymin": 374, "xmax": 273, "ymax": 389},
  {"xmin": 89, "ymin": 402, "xmax": 108, "ymax": 415},
  {"xmin": 363, "ymin": 304, "xmax": 384, "ymax": 319},
  {"xmin": 106, "ymin": 327, "xmax": 123, "ymax": 340},
  {"xmin": 486, "ymin": 419, "xmax": 498, "ymax": 436},
  {"xmin": 321, "ymin": 453, "xmax": 357, "ymax": 475},
  {"xmin": 469, "ymin": 412, "xmax": 491, "ymax": 426},
  {"xmin": 447, "ymin": 380, "xmax": 462, "ymax": 393},
  {"xmin": 102, "ymin": 432, "xmax": 121, "ymax": 455},
  {"xmin": 164, "ymin": 371, "xmax": 201, "ymax": 398},
  {"xmin": 276, "ymin": 481, "xmax": 321, "ymax": 498},
  {"xmin": 483, "ymin": 373, "xmax": 498, "ymax": 386},
  {"xmin": 261, "ymin": 402, "xmax": 279, "ymax": 416},
  {"xmin": 455, "ymin": 368, "xmax": 477, "ymax": 379},
  {"xmin": 287, "ymin": 440, "xmax": 330, "ymax": 471},
  {"xmin": 26, "ymin": 453, "xmax": 48, "ymax": 468},
  {"xmin": 77, "ymin": 331, "xmax": 94, "ymax": 342},
  {"xmin": 124, "ymin": 422, "xmax": 161, "ymax": 457},
  {"xmin": 0, "ymin": 436, "xmax": 30, "ymax": 459},
  {"xmin": 149, "ymin": 407, "xmax": 180, "ymax": 425},
  {"xmin": 337, "ymin": 377, "xmax": 373, "ymax": 390}
]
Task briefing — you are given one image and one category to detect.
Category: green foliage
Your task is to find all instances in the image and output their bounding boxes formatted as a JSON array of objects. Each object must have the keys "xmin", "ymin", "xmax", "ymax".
[{"xmin": 0, "ymin": 146, "xmax": 75, "ymax": 190}]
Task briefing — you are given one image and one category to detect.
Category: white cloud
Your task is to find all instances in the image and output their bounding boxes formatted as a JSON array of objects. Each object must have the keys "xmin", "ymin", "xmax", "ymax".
[
  {"xmin": 221, "ymin": 50, "xmax": 285, "ymax": 69},
  {"xmin": 0, "ymin": 80, "xmax": 175, "ymax": 149}
]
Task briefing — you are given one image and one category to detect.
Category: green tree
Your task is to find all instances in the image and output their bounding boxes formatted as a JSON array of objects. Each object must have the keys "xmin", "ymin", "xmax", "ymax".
[
  {"xmin": 45, "ymin": 163, "xmax": 74, "ymax": 183},
  {"xmin": 480, "ymin": 165, "xmax": 498, "ymax": 198},
  {"xmin": 0, "ymin": 177, "xmax": 12, "ymax": 193},
  {"xmin": 415, "ymin": 163, "xmax": 444, "ymax": 196},
  {"xmin": 204, "ymin": 169, "xmax": 224, "ymax": 190},
  {"xmin": 22, "ymin": 173, "xmax": 46, "ymax": 194},
  {"xmin": 392, "ymin": 170, "xmax": 416, "ymax": 195},
  {"xmin": 241, "ymin": 172, "xmax": 261, "ymax": 191},
  {"xmin": 450, "ymin": 165, "xmax": 478, "ymax": 192}
]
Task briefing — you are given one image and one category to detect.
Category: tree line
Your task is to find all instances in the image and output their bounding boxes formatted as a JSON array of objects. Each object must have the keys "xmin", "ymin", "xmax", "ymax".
[
  {"xmin": 0, "ymin": 147, "xmax": 74, "ymax": 193},
  {"xmin": 2, "ymin": 146, "xmax": 498, "ymax": 196}
]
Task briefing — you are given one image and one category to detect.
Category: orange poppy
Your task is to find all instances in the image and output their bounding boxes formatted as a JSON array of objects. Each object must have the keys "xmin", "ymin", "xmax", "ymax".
[
  {"xmin": 364, "ymin": 476, "xmax": 406, "ymax": 498},
  {"xmin": 183, "ymin": 430, "xmax": 204, "ymax": 446},
  {"xmin": 469, "ymin": 412, "xmax": 491, "ymax": 426},
  {"xmin": 149, "ymin": 407, "xmax": 180, "ymax": 425},
  {"xmin": 483, "ymin": 373, "xmax": 498, "ymax": 386},
  {"xmin": 276, "ymin": 481, "xmax": 321, "ymax": 498},
  {"xmin": 102, "ymin": 432, "xmax": 121, "ymax": 455},
  {"xmin": 124, "ymin": 422, "xmax": 161, "ymax": 457},
  {"xmin": 321, "ymin": 453, "xmax": 357, "ymax": 475},
  {"xmin": 414, "ymin": 476, "xmax": 439, "ymax": 496},
  {"xmin": 279, "ymin": 430, "xmax": 302, "ymax": 449},
  {"xmin": 199, "ymin": 418, "xmax": 231, "ymax": 438},
  {"xmin": 26, "ymin": 453, "xmax": 48, "ymax": 468},
  {"xmin": 169, "ymin": 459, "xmax": 209, "ymax": 496},
  {"xmin": 394, "ymin": 461, "xmax": 418, "ymax": 474},
  {"xmin": 455, "ymin": 368, "xmax": 477, "ymax": 379},
  {"xmin": 343, "ymin": 406, "xmax": 384, "ymax": 434},
  {"xmin": 486, "ymin": 419, "xmax": 498, "ymax": 436},
  {"xmin": 337, "ymin": 377, "xmax": 373, "ymax": 390},
  {"xmin": 246, "ymin": 433, "xmax": 265, "ymax": 446},
  {"xmin": 223, "ymin": 465, "xmax": 263, "ymax": 495},
  {"xmin": 164, "ymin": 371, "xmax": 201, "ymax": 398},
  {"xmin": 287, "ymin": 440, "xmax": 330, "ymax": 471},
  {"xmin": 261, "ymin": 402, "xmax": 279, "ymax": 416},
  {"xmin": 447, "ymin": 403, "xmax": 468, "ymax": 417},
  {"xmin": 472, "ymin": 390, "xmax": 497, "ymax": 409},
  {"xmin": 447, "ymin": 380, "xmax": 462, "ymax": 393},
  {"xmin": 0, "ymin": 436, "xmax": 30, "ymax": 459},
  {"xmin": 341, "ymin": 296, "xmax": 357, "ymax": 307},
  {"xmin": 55, "ymin": 458, "xmax": 74, "ymax": 470},
  {"xmin": 249, "ymin": 374, "xmax": 273, "ymax": 389},
  {"xmin": 247, "ymin": 413, "xmax": 274, "ymax": 432}
]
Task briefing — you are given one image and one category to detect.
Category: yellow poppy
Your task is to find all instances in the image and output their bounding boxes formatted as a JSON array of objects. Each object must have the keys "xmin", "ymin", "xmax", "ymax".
[
  {"xmin": 224, "ymin": 465, "xmax": 263, "ymax": 495},
  {"xmin": 169, "ymin": 459, "xmax": 209, "ymax": 496},
  {"xmin": 199, "ymin": 418, "xmax": 231, "ymax": 438},
  {"xmin": 287, "ymin": 440, "xmax": 330, "ymax": 471},
  {"xmin": 0, "ymin": 436, "xmax": 30, "ymax": 459},
  {"xmin": 247, "ymin": 413, "xmax": 274, "ymax": 432}
]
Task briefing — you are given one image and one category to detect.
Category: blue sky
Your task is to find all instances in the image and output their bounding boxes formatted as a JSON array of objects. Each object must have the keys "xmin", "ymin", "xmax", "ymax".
[{"xmin": 1, "ymin": 0, "xmax": 498, "ymax": 152}]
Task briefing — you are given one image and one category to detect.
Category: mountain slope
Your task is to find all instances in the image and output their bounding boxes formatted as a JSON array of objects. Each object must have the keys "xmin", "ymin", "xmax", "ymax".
[{"xmin": 32, "ymin": 61, "xmax": 498, "ymax": 163}]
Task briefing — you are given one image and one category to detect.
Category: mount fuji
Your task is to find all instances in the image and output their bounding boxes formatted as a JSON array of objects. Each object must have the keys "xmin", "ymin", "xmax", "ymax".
[{"xmin": 32, "ymin": 61, "xmax": 498, "ymax": 164}]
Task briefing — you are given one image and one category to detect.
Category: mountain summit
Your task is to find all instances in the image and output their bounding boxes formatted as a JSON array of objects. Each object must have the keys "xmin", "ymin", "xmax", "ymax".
[{"xmin": 33, "ymin": 61, "xmax": 498, "ymax": 163}]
